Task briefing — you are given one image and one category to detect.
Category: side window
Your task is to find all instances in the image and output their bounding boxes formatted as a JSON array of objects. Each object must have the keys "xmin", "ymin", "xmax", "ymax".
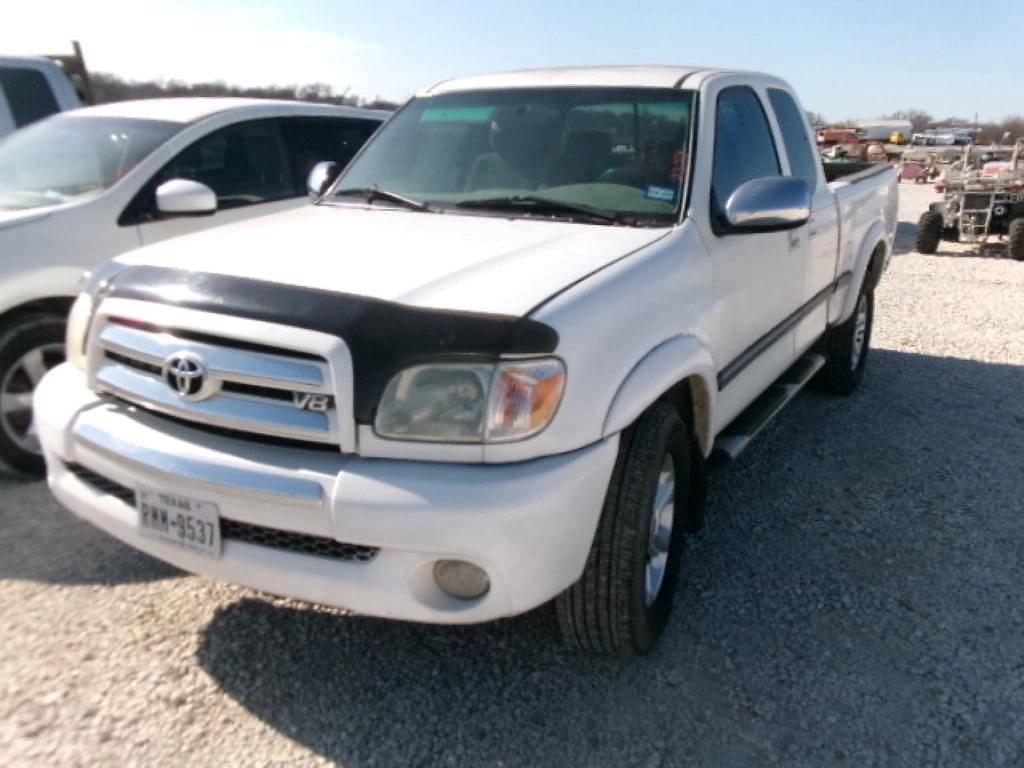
[
  {"xmin": 281, "ymin": 117, "xmax": 380, "ymax": 192},
  {"xmin": 711, "ymin": 87, "xmax": 780, "ymax": 216},
  {"xmin": 0, "ymin": 67, "xmax": 60, "ymax": 128},
  {"xmin": 768, "ymin": 88, "xmax": 818, "ymax": 191},
  {"xmin": 155, "ymin": 119, "xmax": 293, "ymax": 210}
]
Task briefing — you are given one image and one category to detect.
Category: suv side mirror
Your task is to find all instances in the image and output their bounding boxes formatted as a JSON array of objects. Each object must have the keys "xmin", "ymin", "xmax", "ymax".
[
  {"xmin": 723, "ymin": 177, "xmax": 811, "ymax": 232},
  {"xmin": 307, "ymin": 161, "xmax": 340, "ymax": 200},
  {"xmin": 155, "ymin": 179, "xmax": 217, "ymax": 216}
]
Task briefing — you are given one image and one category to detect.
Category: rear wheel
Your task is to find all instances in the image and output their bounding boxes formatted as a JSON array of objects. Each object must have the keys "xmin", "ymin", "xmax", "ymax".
[
  {"xmin": 916, "ymin": 211, "xmax": 943, "ymax": 254},
  {"xmin": 814, "ymin": 283, "xmax": 874, "ymax": 396},
  {"xmin": 556, "ymin": 401, "xmax": 702, "ymax": 655},
  {"xmin": 0, "ymin": 314, "xmax": 66, "ymax": 474},
  {"xmin": 1009, "ymin": 218, "xmax": 1024, "ymax": 262}
]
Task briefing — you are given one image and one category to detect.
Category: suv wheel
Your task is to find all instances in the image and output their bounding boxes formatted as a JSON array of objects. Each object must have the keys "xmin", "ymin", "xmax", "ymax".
[
  {"xmin": 0, "ymin": 314, "xmax": 66, "ymax": 474},
  {"xmin": 555, "ymin": 401, "xmax": 702, "ymax": 655}
]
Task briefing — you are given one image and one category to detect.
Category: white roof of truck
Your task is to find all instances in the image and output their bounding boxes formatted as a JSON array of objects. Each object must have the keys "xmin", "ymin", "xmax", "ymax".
[
  {"xmin": 0, "ymin": 55, "xmax": 65, "ymax": 69},
  {"xmin": 70, "ymin": 97, "xmax": 389, "ymax": 124},
  {"xmin": 422, "ymin": 65, "xmax": 747, "ymax": 95}
]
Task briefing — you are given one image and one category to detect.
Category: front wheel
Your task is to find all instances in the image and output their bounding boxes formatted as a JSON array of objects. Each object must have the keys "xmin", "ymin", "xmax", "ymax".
[
  {"xmin": 0, "ymin": 314, "xmax": 66, "ymax": 474},
  {"xmin": 556, "ymin": 401, "xmax": 701, "ymax": 655}
]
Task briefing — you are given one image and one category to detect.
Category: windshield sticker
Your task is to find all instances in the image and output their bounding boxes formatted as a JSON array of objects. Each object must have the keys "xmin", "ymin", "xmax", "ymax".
[
  {"xmin": 421, "ymin": 107, "xmax": 496, "ymax": 124},
  {"xmin": 645, "ymin": 185, "xmax": 677, "ymax": 203}
]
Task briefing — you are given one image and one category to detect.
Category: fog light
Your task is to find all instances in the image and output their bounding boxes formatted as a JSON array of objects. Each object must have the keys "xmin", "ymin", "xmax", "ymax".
[{"xmin": 433, "ymin": 560, "xmax": 490, "ymax": 600}]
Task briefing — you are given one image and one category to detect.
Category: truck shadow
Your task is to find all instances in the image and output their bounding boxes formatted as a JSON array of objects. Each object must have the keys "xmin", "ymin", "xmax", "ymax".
[
  {"xmin": 924, "ymin": 243, "xmax": 1015, "ymax": 260},
  {"xmin": 196, "ymin": 349, "xmax": 1024, "ymax": 766},
  {"xmin": 0, "ymin": 475, "xmax": 182, "ymax": 586},
  {"xmin": 892, "ymin": 221, "xmax": 918, "ymax": 254},
  {"xmin": 894, "ymin": 220, "xmax": 1015, "ymax": 259}
]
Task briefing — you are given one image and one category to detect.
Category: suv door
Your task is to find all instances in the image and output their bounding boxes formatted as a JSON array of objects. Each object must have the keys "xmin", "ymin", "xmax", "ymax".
[
  {"xmin": 767, "ymin": 87, "xmax": 840, "ymax": 356},
  {"xmin": 699, "ymin": 83, "xmax": 805, "ymax": 427},
  {"xmin": 132, "ymin": 118, "xmax": 302, "ymax": 246}
]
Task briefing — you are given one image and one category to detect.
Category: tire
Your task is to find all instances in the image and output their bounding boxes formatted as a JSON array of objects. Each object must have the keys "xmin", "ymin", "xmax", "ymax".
[
  {"xmin": 915, "ymin": 211, "xmax": 943, "ymax": 254},
  {"xmin": 1009, "ymin": 219, "xmax": 1024, "ymax": 262},
  {"xmin": 555, "ymin": 401, "xmax": 702, "ymax": 655},
  {"xmin": 814, "ymin": 284, "xmax": 873, "ymax": 396},
  {"xmin": 0, "ymin": 314, "xmax": 66, "ymax": 475}
]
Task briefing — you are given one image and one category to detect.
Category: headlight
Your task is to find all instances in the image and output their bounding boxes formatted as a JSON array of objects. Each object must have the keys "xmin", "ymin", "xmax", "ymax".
[
  {"xmin": 66, "ymin": 260, "xmax": 124, "ymax": 371},
  {"xmin": 375, "ymin": 358, "xmax": 566, "ymax": 443}
]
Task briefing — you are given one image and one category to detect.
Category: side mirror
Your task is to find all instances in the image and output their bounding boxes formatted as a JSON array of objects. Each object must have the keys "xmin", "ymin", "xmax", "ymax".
[
  {"xmin": 723, "ymin": 177, "xmax": 811, "ymax": 232},
  {"xmin": 155, "ymin": 179, "xmax": 217, "ymax": 216},
  {"xmin": 307, "ymin": 161, "xmax": 340, "ymax": 200}
]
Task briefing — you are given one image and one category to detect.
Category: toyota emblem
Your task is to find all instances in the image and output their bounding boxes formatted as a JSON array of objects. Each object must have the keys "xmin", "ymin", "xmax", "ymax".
[{"xmin": 162, "ymin": 352, "xmax": 211, "ymax": 401}]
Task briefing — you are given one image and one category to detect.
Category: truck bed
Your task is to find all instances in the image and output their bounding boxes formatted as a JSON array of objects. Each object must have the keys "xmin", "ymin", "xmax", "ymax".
[{"xmin": 823, "ymin": 161, "xmax": 892, "ymax": 184}]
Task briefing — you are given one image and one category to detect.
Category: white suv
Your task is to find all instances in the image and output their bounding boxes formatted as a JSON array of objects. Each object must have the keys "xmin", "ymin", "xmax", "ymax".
[{"xmin": 0, "ymin": 98, "xmax": 386, "ymax": 472}]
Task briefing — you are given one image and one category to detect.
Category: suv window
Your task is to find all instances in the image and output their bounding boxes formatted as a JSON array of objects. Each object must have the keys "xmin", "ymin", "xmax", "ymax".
[
  {"xmin": 0, "ymin": 67, "xmax": 60, "ymax": 128},
  {"xmin": 280, "ymin": 117, "xmax": 380, "ymax": 192},
  {"xmin": 712, "ymin": 87, "xmax": 780, "ymax": 216},
  {"xmin": 768, "ymin": 88, "xmax": 818, "ymax": 191},
  {"xmin": 155, "ymin": 119, "xmax": 292, "ymax": 210}
]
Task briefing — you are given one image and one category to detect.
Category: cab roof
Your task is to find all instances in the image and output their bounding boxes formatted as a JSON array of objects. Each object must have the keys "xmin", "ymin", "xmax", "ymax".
[{"xmin": 421, "ymin": 65, "xmax": 755, "ymax": 95}]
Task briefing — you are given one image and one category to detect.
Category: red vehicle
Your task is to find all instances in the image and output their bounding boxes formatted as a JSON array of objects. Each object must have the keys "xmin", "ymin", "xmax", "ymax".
[{"xmin": 817, "ymin": 126, "xmax": 863, "ymax": 147}]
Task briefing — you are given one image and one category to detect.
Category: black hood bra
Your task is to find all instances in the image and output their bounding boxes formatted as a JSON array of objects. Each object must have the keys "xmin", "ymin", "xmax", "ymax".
[{"xmin": 104, "ymin": 266, "xmax": 559, "ymax": 423}]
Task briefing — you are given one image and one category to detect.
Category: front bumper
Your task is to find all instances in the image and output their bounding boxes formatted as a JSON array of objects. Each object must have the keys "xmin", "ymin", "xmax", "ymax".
[{"xmin": 36, "ymin": 364, "xmax": 618, "ymax": 623}]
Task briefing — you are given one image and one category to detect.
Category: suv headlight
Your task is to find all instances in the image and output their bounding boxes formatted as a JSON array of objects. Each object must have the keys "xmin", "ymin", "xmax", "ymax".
[{"xmin": 375, "ymin": 358, "xmax": 566, "ymax": 443}]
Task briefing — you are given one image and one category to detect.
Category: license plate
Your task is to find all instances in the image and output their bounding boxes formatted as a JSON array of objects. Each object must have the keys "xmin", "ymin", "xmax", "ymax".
[{"xmin": 137, "ymin": 489, "xmax": 221, "ymax": 558}]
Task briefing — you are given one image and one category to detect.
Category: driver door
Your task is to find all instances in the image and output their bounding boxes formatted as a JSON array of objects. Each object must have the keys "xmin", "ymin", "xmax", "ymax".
[{"xmin": 700, "ymin": 83, "xmax": 806, "ymax": 429}]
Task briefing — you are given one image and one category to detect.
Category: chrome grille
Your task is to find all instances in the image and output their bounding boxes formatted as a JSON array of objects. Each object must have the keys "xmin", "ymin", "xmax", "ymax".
[{"xmin": 92, "ymin": 319, "xmax": 339, "ymax": 445}]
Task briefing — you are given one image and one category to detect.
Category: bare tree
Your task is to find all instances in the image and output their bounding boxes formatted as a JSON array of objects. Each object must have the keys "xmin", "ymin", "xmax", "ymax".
[
  {"xmin": 883, "ymin": 109, "xmax": 934, "ymax": 131},
  {"xmin": 805, "ymin": 110, "xmax": 826, "ymax": 127},
  {"xmin": 89, "ymin": 72, "xmax": 398, "ymax": 110}
]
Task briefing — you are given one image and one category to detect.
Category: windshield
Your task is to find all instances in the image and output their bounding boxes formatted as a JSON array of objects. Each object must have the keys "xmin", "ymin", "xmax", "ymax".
[
  {"xmin": 333, "ymin": 87, "xmax": 695, "ymax": 225},
  {"xmin": 0, "ymin": 114, "xmax": 180, "ymax": 211}
]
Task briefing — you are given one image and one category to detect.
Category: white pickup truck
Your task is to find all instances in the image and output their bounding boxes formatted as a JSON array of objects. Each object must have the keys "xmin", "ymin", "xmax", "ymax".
[
  {"xmin": 36, "ymin": 66, "xmax": 897, "ymax": 655},
  {"xmin": 0, "ymin": 56, "xmax": 82, "ymax": 139}
]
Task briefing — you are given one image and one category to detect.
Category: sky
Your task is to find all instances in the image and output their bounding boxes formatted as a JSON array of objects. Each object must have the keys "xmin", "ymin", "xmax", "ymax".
[{"xmin": 4, "ymin": 0, "xmax": 1022, "ymax": 122}]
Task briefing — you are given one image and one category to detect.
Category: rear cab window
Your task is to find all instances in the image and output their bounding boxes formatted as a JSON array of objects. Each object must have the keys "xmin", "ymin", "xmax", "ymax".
[
  {"xmin": 0, "ymin": 67, "xmax": 60, "ymax": 128},
  {"xmin": 767, "ymin": 88, "xmax": 819, "ymax": 191}
]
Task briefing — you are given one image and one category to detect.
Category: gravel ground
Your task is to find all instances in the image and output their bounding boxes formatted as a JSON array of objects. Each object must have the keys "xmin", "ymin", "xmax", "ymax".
[{"xmin": 2, "ymin": 183, "xmax": 1023, "ymax": 767}]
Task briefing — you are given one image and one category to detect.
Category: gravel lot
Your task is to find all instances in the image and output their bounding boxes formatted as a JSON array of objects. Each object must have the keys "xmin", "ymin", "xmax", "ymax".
[{"xmin": 2, "ymin": 183, "xmax": 1023, "ymax": 767}]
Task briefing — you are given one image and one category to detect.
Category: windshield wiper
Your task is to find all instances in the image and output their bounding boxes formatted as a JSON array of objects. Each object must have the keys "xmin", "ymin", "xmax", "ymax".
[
  {"xmin": 454, "ymin": 195, "xmax": 635, "ymax": 225},
  {"xmin": 334, "ymin": 186, "xmax": 431, "ymax": 212}
]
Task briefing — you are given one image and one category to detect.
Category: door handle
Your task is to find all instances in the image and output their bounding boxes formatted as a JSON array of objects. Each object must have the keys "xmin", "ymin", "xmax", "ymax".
[{"xmin": 788, "ymin": 230, "xmax": 801, "ymax": 250}]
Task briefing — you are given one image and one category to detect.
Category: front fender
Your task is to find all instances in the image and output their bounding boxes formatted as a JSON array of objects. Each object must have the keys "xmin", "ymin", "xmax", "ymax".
[
  {"xmin": 602, "ymin": 334, "xmax": 717, "ymax": 456},
  {"xmin": 0, "ymin": 265, "xmax": 84, "ymax": 320}
]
